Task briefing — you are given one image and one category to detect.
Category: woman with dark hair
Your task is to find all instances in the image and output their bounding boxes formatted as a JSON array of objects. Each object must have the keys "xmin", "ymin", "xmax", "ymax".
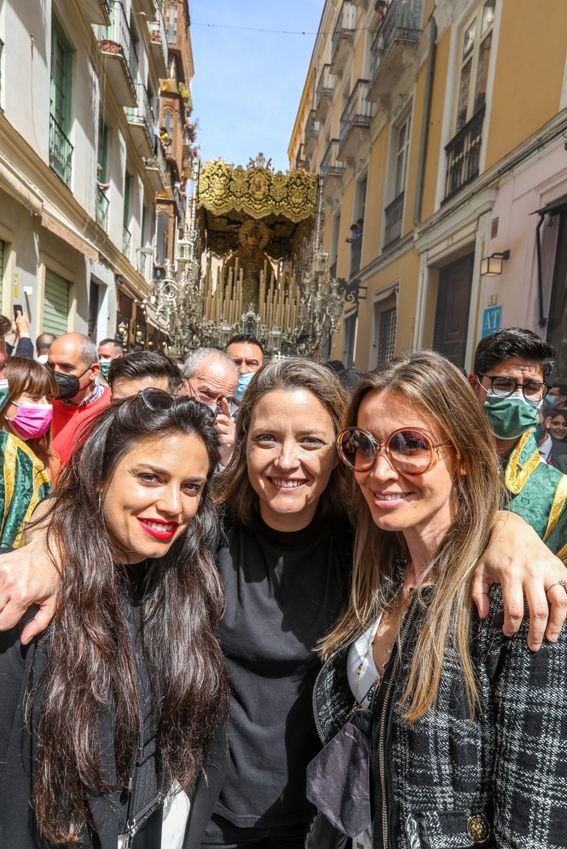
[
  {"xmin": 0, "ymin": 363, "xmax": 563, "ymax": 849},
  {"xmin": 0, "ymin": 391, "xmax": 228, "ymax": 848},
  {"xmin": 0, "ymin": 356, "xmax": 57, "ymax": 548},
  {"xmin": 311, "ymin": 351, "xmax": 567, "ymax": 848}
]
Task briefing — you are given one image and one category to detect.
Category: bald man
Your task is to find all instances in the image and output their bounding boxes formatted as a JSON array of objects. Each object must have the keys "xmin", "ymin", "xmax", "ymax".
[{"xmin": 48, "ymin": 332, "xmax": 111, "ymax": 464}]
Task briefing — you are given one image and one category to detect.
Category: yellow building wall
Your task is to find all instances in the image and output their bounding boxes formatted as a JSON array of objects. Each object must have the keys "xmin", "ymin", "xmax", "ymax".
[
  {"xmin": 485, "ymin": 0, "xmax": 567, "ymax": 167},
  {"xmin": 352, "ymin": 247, "xmax": 420, "ymax": 368},
  {"xmin": 419, "ymin": 26, "xmax": 451, "ymax": 221},
  {"xmin": 362, "ymin": 125, "xmax": 389, "ymax": 266}
]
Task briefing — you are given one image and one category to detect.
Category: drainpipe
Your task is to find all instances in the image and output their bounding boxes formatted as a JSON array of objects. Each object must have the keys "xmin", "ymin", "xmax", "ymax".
[
  {"xmin": 535, "ymin": 213, "xmax": 547, "ymax": 328},
  {"xmin": 413, "ymin": 15, "xmax": 437, "ymax": 227}
]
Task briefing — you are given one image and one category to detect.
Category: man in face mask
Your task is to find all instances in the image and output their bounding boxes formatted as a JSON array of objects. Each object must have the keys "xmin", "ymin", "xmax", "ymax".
[
  {"xmin": 97, "ymin": 338, "xmax": 123, "ymax": 382},
  {"xmin": 48, "ymin": 333, "xmax": 111, "ymax": 465},
  {"xmin": 225, "ymin": 335, "xmax": 264, "ymax": 412},
  {"xmin": 469, "ymin": 328, "xmax": 567, "ymax": 562}
]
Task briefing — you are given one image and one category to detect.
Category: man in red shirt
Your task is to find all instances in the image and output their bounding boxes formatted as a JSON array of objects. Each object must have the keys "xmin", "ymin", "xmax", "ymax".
[{"xmin": 48, "ymin": 333, "xmax": 111, "ymax": 465}]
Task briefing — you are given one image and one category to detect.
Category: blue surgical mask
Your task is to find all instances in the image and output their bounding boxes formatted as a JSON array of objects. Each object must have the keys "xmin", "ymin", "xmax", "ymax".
[
  {"xmin": 544, "ymin": 393, "xmax": 558, "ymax": 408},
  {"xmin": 234, "ymin": 371, "xmax": 254, "ymax": 402},
  {"xmin": 483, "ymin": 390, "xmax": 541, "ymax": 440},
  {"xmin": 0, "ymin": 378, "xmax": 9, "ymax": 413}
]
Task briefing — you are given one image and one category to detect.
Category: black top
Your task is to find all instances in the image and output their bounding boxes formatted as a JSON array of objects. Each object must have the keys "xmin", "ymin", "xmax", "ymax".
[
  {"xmin": 0, "ymin": 562, "xmax": 163, "ymax": 849},
  {"xmin": 214, "ymin": 512, "xmax": 352, "ymax": 827}
]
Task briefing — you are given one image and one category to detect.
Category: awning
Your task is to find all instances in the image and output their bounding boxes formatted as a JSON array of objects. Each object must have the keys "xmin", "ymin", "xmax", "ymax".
[{"xmin": 41, "ymin": 211, "xmax": 99, "ymax": 262}]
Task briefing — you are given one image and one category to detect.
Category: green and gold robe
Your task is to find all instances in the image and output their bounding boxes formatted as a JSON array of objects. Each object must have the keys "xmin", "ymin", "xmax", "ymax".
[
  {"xmin": 504, "ymin": 430, "xmax": 567, "ymax": 564},
  {"xmin": 0, "ymin": 431, "xmax": 51, "ymax": 550}
]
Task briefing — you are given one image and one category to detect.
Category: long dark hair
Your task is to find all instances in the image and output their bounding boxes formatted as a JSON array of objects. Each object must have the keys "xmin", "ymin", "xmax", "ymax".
[{"xmin": 34, "ymin": 394, "xmax": 228, "ymax": 844}]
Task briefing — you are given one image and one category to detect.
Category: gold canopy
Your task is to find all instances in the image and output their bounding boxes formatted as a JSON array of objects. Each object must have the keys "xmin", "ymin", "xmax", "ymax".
[{"xmin": 198, "ymin": 160, "xmax": 318, "ymax": 222}]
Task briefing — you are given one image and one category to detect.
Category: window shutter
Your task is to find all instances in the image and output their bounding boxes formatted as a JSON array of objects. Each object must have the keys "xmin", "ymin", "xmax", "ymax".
[{"xmin": 43, "ymin": 269, "xmax": 70, "ymax": 336}]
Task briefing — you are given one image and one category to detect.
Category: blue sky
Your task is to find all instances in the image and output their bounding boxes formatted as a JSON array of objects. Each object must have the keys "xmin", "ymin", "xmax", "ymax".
[{"xmin": 190, "ymin": 0, "xmax": 324, "ymax": 172}]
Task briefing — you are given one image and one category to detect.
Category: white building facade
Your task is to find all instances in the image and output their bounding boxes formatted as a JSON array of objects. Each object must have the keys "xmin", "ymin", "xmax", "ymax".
[{"xmin": 0, "ymin": 0, "xmax": 172, "ymax": 345}]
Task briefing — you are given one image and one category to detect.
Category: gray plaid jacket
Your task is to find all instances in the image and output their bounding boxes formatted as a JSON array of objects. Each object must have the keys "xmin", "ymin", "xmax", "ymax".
[{"xmin": 312, "ymin": 586, "xmax": 567, "ymax": 849}]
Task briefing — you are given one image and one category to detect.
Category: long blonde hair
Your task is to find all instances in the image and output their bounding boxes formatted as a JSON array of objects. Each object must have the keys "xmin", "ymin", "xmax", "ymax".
[{"xmin": 320, "ymin": 350, "xmax": 502, "ymax": 720}]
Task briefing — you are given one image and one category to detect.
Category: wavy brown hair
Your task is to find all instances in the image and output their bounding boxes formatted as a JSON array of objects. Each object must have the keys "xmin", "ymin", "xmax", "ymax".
[
  {"xmin": 320, "ymin": 351, "xmax": 502, "ymax": 720},
  {"xmin": 214, "ymin": 358, "xmax": 351, "ymax": 524},
  {"xmin": 33, "ymin": 394, "xmax": 228, "ymax": 844},
  {"xmin": 1, "ymin": 356, "xmax": 57, "ymax": 466}
]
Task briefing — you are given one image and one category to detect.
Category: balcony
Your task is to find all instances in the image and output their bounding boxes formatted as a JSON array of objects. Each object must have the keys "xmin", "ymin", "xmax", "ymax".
[
  {"xmin": 49, "ymin": 114, "xmax": 73, "ymax": 185},
  {"xmin": 383, "ymin": 190, "xmax": 404, "ymax": 247},
  {"xmin": 81, "ymin": 0, "xmax": 111, "ymax": 24},
  {"xmin": 96, "ymin": 186, "xmax": 110, "ymax": 230},
  {"xmin": 137, "ymin": 247, "xmax": 154, "ymax": 281},
  {"xmin": 126, "ymin": 83, "xmax": 156, "ymax": 158},
  {"xmin": 147, "ymin": 16, "xmax": 168, "ymax": 78},
  {"xmin": 444, "ymin": 106, "xmax": 485, "ymax": 202},
  {"xmin": 367, "ymin": 0, "xmax": 423, "ymax": 102},
  {"xmin": 122, "ymin": 225, "xmax": 132, "ymax": 261},
  {"xmin": 304, "ymin": 110, "xmax": 320, "ymax": 157},
  {"xmin": 314, "ymin": 64, "xmax": 336, "ymax": 121},
  {"xmin": 320, "ymin": 139, "xmax": 345, "ymax": 202},
  {"xmin": 98, "ymin": 0, "xmax": 137, "ymax": 107},
  {"xmin": 338, "ymin": 79, "xmax": 373, "ymax": 162},
  {"xmin": 330, "ymin": 1, "xmax": 357, "ymax": 76},
  {"xmin": 144, "ymin": 146, "xmax": 168, "ymax": 193}
]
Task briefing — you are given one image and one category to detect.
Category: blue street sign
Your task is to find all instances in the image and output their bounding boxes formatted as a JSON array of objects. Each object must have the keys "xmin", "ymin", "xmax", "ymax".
[{"xmin": 481, "ymin": 305, "xmax": 502, "ymax": 337}]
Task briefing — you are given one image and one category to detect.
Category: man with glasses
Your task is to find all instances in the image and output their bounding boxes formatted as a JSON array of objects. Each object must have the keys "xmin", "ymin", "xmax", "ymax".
[
  {"xmin": 469, "ymin": 327, "xmax": 567, "ymax": 560},
  {"xmin": 182, "ymin": 348, "xmax": 238, "ymax": 467}
]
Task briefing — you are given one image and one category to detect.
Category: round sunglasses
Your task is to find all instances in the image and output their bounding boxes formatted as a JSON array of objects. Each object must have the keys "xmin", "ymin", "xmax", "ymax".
[{"xmin": 336, "ymin": 426, "xmax": 452, "ymax": 475}]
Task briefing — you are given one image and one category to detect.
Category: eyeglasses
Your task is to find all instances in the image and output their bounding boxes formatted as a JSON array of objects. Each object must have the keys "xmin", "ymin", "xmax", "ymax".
[
  {"xmin": 336, "ymin": 427, "xmax": 452, "ymax": 475},
  {"xmin": 477, "ymin": 373, "xmax": 547, "ymax": 402},
  {"xmin": 132, "ymin": 387, "xmax": 213, "ymax": 418}
]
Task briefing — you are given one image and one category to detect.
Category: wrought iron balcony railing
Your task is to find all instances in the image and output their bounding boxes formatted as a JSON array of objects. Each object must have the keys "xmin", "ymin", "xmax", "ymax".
[
  {"xmin": 316, "ymin": 64, "xmax": 335, "ymax": 105},
  {"xmin": 49, "ymin": 113, "xmax": 73, "ymax": 185},
  {"xmin": 96, "ymin": 186, "xmax": 110, "ymax": 230},
  {"xmin": 383, "ymin": 190, "xmax": 404, "ymax": 246},
  {"xmin": 126, "ymin": 83, "xmax": 155, "ymax": 137},
  {"xmin": 320, "ymin": 139, "xmax": 345, "ymax": 177},
  {"xmin": 331, "ymin": 1, "xmax": 357, "ymax": 59},
  {"xmin": 339, "ymin": 80, "xmax": 373, "ymax": 144},
  {"xmin": 122, "ymin": 224, "xmax": 132, "ymax": 259},
  {"xmin": 444, "ymin": 106, "xmax": 485, "ymax": 201},
  {"xmin": 101, "ymin": 1, "xmax": 138, "ymax": 86},
  {"xmin": 370, "ymin": 0, "xmax": 422, "ymax": 79}
]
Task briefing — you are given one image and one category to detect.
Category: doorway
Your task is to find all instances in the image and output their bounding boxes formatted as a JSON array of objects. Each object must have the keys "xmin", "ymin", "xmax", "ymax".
[{"xmin": 433, "ymin": 253, "xmax": 474, "ymax": 368}]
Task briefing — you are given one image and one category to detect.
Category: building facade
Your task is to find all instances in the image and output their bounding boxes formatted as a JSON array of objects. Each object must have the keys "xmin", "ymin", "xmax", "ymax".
[
  {"xmin": 289, "ymin": 0, "xmax": 567, "ymax": 378},
  {"xmin": 0, "ymin": 0, "xmax": 194, "ymax": 350}
]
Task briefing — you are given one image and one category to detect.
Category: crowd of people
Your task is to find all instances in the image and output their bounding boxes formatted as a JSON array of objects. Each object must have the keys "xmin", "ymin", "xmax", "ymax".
[{"xmin": 0, "ymin": 317, "xmax": 565, "ymax": 848}]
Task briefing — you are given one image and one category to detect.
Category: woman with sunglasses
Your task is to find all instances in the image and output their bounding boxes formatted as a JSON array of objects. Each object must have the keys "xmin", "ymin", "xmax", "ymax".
[
  {"xmin": 310, "ymin": 351, "xmax": 567, "ymax": 848},
  {"xmin": 0, "ymin": 362, "xmax": 563, "ymax": 849},
  {"xmin": 0, "ymin": 392, "xmax": 227, "ymax": 848}
]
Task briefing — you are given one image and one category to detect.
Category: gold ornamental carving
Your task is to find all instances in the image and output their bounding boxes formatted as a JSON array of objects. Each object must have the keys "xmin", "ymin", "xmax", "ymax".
[{"xmin": 198, "ymin": 160, "xmax": 318, "ymax": 223}]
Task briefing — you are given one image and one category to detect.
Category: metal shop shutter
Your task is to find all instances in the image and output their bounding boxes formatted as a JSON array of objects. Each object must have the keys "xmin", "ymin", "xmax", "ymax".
[{"xmin": 43, "ymin": 268, "xmax": 70, "ymax": 336}]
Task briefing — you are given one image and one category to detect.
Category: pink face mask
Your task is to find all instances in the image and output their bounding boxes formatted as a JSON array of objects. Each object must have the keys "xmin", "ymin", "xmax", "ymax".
[{"xmin": 6, "ymin": 403, "xmax": 53, "ymax": 440}]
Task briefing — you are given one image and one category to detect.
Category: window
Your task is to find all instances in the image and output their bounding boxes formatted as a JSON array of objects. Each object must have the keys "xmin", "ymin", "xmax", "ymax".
[
  {"xmin": 456, "ymin": 0, "xmax": 495, "ymax": 131},
  {"xmin": 44, "ymin": 269, "xmax": 70, "ymax": 336},
  {"xmin": 330, "ymin": 210, "xmax": 341, "ymax": 278},
  {"xmin": 49, "ymin": 18, "xmax": 73, "ymax": 184},
  {"xmin": 123, "ymin": 172, "xmax": 132, "ymax": 257},
  {"xmin": 444, "ymin": 1, "xmax": 494, "ymax": 200},
  {"xmin": 165, "ymin": 1, "xmax": 178, "ymax": 45},
  {"xmin": 372, "ymin": 295, "xmax": 397, "ymax": 367},
  {"xmin": 384, "ymin": 115, "xmax": 411, "ymax": 246},
  {"xmin": 341, "ymin": 311, "xmax": 358, "ymax": 367},
  {"xmin": 349, "ymin": 175, "xmax": 366, "ymax": 277}
]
